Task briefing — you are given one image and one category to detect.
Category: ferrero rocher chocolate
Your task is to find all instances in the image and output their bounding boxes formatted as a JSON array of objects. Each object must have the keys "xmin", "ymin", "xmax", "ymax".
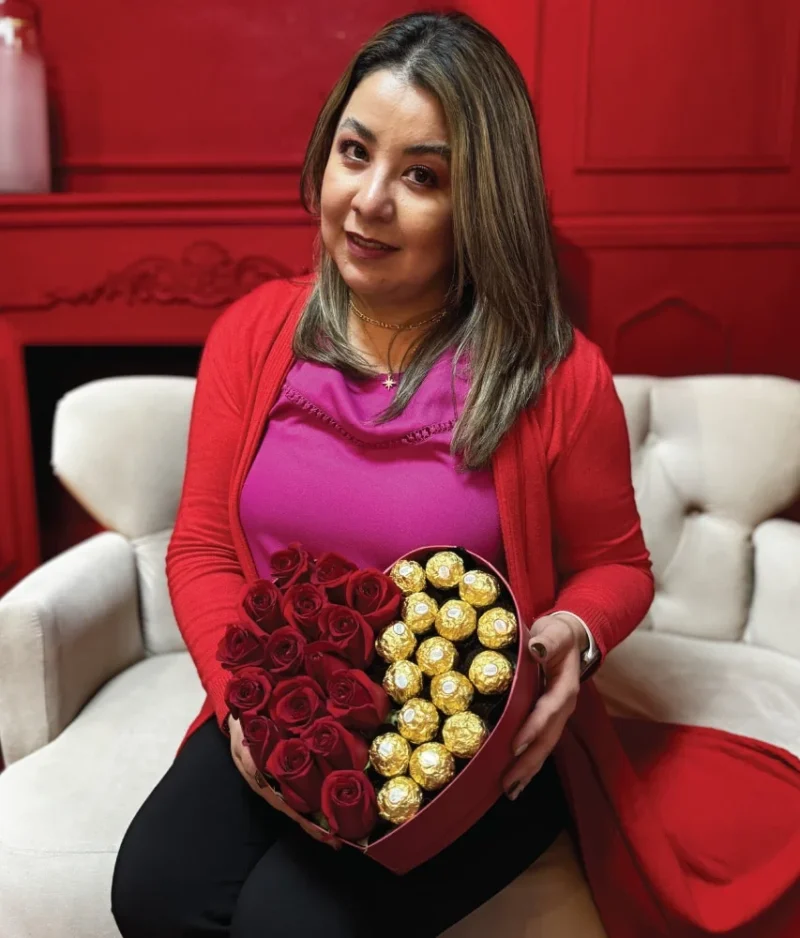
[
  {"xmin": 375, "ymin": 620, "xmax": 417, "ymax": 663},
  {"xmin": 477, "ymin": 607, "xmax": 518, "ymax": 650},
  {"xmin": 383, "ymin": 660, "xmax": 424, "ymax": 704},
  {"xmin": 416, "ymin": 636, "xmax": 458, "ymax": 677},
  {"xmin": 409, "ymin": 742, "xmax": 456, "ymax": 791},
  {"xmin": 435, "ymin": 599, "xmax": 477, "ymax": 642},
  {"xmin": 469, "ymin": 650, "xmax": 513, "ymax": 694},
  {"xmin": 425, "ymin": 550, "xmax": 466, "ymax": 590},
  {"xmin": 390, "ymin": 559, "xmax": 427, "ymax": 594},
  {"xmin": 369, "ymin": 732, "xmax": 411, "ymax": 777},
  {"xmin": 397, "ymin": 697, "xmax": 440, "ymax": 744},
  {"xmin": 430, "ymin": 671, "xmax": 474, "ymax": 716},
  {"xmin": 459, "ymin": 570, "xmax": 500, "ymax": 608},
  {"xmin": 377, "ymin": 776, "xmax": 423, "ymax": 824},
  {"xmin": 442, "ymin": 711, "xmax": 488, "ymax": 758},
  {"xmin": 403, "ymin": 592, "xmax": 439, "ymax": 635}
]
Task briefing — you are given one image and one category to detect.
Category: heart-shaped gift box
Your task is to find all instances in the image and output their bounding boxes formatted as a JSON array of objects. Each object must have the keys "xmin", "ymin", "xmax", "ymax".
[{"xmin": 320, "ymin": 544, "xmax": 541, "ymax": 874}]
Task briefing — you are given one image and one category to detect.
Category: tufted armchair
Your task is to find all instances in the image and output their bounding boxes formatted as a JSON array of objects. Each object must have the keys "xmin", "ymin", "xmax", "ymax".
[{"xmin": 0, "ymin": 372, "xmax": 799, "ymax": 938}]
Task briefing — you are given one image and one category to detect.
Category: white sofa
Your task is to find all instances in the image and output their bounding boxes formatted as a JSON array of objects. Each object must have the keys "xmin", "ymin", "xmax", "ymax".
[{"xmin": 1, "ymin": 372, "xmax": 799, "ymax": 938}]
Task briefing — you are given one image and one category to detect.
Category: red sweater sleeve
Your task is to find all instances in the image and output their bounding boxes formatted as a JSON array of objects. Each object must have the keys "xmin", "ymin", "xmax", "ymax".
[
  {"xmin": 540, "ymin": 346, "xmax": 655, "ymax": 663},
  {"xmin": 165, "ymin": 294, "xmax": 257, "ymax": 730}
]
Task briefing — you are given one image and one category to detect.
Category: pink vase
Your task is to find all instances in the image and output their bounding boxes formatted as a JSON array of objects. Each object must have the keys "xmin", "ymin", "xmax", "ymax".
[{"xmin": 0, "ymin": 0, "xmax": 50, "ymax": 193}]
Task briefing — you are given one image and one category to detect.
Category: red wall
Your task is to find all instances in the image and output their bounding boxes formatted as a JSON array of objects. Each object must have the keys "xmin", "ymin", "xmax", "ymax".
[{"xmin": 1, "ymin": 0, "xmax": 799, "ymax": 591}]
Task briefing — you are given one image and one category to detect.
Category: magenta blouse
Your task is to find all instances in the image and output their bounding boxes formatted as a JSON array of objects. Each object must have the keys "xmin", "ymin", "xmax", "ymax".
[{"xmin": 239, "ymin": 349, "xmax": 503, "ymax": 577}]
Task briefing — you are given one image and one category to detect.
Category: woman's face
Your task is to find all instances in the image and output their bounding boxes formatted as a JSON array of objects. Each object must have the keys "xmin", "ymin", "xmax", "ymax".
[{"xmin": 320, "ymin": 69, "xmax": 454, "ymax": 311}]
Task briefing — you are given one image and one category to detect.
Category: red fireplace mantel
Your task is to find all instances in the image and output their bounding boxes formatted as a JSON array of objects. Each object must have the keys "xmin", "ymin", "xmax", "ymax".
[{"xmin": 0, "ymin": 191, "xmax": 318, "ymax": 595}]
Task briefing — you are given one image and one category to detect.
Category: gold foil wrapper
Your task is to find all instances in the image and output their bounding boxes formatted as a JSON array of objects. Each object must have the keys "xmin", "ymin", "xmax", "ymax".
[
  {"xmin": 425, "ymin": 550, "xmax": 466, "ymax": 590},
  {"xmin": 416, "ymin": 636, "xmax": 458, "ymax": 677},
  {"xmin": 377, "ymin": 776, "xmax": 423, "ymax": 824},
  {"xmin": 383, "ymin": 660, "xmax": 424, "ymax": 704},
  {"xmin": 375, "ymin": 620, "xmax": 417, "ymax": 663},
  {"xmin": 403, "ymin": 592, "xmax": 439, "ymax": 635},
  {"xmin": 468, "ymin": 650, "xmax": 513, "ymax": 694},
  {"xmin": 442, "ymin": 712, "xmax": 488, "ymax": 758},
  {"xmin": 397, "ymin": 697, "xmax": 440, "ymax": 744},
  {"xmin": 477, "ymin": 607, "xmax": 518, "ymax": 650},
  {"xmin": 369, "ymin": 732, "xmax": 411, "ymax": 777},
  {"xmin": 390, "ymin": 559, "xmax": 427, "ymax": 594},
  {"xmin": 430, "ymin": 670, "xmax": 474, "ymax": 716},
  {"xmin": 435, "ymin": 599, "xmax": 477, "ymax": 642},
  {"xmin": 409, "ymin": 742, "xmax": 456, "ymax": 791},
  {"xmin": 459, "ymin": 570, "xmax": 500, "ymax": 608}
]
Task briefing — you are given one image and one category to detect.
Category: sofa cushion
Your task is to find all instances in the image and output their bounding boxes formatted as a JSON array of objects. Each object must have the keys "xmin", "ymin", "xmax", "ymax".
[
  {"xmin": 132, "ymin": 529, "xmax": 186, "ymax": 654},
  {"xmin": 0, "ymin": 653, "xmax": 204, "ymax": 938}
]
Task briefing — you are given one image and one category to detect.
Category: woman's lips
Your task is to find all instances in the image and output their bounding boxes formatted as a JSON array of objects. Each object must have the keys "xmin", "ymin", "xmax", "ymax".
[{"xmin": 345, "ymin": 232, "xmax": 399, "ymax": 260}]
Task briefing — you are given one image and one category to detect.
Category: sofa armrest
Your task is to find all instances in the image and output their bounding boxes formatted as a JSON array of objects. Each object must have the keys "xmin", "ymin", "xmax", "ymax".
[{"xmin": 0, "ymin": 532, "xmax": 145, "ymax": 764}]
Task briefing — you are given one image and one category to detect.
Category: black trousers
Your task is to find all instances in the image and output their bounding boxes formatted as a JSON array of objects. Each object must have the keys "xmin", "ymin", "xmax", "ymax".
[{"xmin": 111, "ymin": 718, "xmax": 568, "ymax": 938}]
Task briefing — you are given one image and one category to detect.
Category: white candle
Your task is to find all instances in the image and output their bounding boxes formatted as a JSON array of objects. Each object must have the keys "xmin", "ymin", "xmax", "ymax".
[{"xmin": 0, "ymin": 15, "xmax": 51, "ymax": 193}]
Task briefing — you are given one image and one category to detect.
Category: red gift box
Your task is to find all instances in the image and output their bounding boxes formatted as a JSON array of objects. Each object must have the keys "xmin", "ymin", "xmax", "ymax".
[{"xmin": 323, "ymin": 545, "xmax": 541, "ymax": 874}]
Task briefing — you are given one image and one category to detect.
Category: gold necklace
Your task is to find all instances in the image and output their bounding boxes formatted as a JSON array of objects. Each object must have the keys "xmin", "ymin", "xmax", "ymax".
[
  {"xmin": 349, "ymin": 299, "xmax": 448, "ymax": 332},
  {"xmin": 349, "ymin": 298, "xmax": 448, "ymax": 390}
]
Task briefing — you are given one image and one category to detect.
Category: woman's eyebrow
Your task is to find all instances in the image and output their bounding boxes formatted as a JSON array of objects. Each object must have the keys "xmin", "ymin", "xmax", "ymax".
[{"xmin": 338, "ymin": 116, "xmax": 451, "ymax": 163}]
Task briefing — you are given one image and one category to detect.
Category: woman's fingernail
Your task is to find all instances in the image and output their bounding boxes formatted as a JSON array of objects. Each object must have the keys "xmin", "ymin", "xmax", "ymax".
[
  {"xmin": 530, "ymin": 642, "xmax": 547, "ymax": 658},
  {"xmin": 506, "ymin": 781, "xmax": 522, "ymax": 801},
  {"xmin": 514, "ymin": 742, "xmax": 528, "ymax": 757}
]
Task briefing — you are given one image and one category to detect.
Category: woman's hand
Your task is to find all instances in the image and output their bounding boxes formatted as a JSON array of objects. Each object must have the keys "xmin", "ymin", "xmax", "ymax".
[
  {"xmin": 502, "ymin": 613, "xmax": 587, "ymax": 801},
  {"xmin": 228, "ymin": 716, "xmax": 341, "ymax": 848}
]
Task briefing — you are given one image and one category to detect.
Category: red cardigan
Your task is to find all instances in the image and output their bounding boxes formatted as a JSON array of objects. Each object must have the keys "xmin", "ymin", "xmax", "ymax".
[{"xmin": 167, "ymin": 277, "xmax": 800, "ymax": 937}]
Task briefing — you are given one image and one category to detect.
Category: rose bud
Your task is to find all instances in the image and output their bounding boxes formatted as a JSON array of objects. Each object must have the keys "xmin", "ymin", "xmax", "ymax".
[
  {"xmin": 301, "ymin": 716, "xmax": 369, "ymax": 777},
  {"xmin": 216, "ymin": 624, "xmax": 267, "ymax": 671},
  {"xmin": 304, "ymin": 641, "xmax": 349, "ymax": 688},
  {"xmin": 269, "ymin": 676, "xmax": 327, "ymax": 736},
  {"xmin": 240, "ymin": 714, "xmax": 283, "ymax": 772},
  {"xmin": 282, "ymin": 583, "xmax": 326, "ymax": 640},
  {"xmin": 225, "ymin": 667, "xmax": 272, "ymax": 720},
  {"xmin": 270, "ymin": 542, "xmax": 312, "ymax": 590},
  {"xmin": 262, "ymin": 626, "xmax": 306, "ymax": 679},
  {"xmin": 345, "ymin": 569, "xmax": 402, "ymax": 631},
  {"xmin": 239, "ymin": 579, "xmax": 284, "ymax": 634},
  {"xmin": 321, "ymin": 770, "xmax": 378, "ymax": 841},
  {"xmin": 326, "ymin": 670, "xmax": 390, "ymax": 733},
  {"xmin": 318, "ymin": 604, "xmax": 374, "ymax": 670},
  {"xmin": 266, "ymin": 738, "xmax": 324, "ymax": 814},
  {"xmin": 311, "ymin": 552, "xmax": 358, "ymax": 603}
]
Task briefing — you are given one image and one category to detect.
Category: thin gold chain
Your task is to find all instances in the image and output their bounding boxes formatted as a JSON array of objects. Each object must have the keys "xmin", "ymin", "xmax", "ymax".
[{"xmin": 349, "ymin": 298, "xmax": 448, "ymax": 332}]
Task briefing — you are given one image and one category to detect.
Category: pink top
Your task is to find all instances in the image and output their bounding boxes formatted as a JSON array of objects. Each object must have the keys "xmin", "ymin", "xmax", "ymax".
[{"xmin": 239, "ymin": 348, "xmax": 503, "ymax": 576}]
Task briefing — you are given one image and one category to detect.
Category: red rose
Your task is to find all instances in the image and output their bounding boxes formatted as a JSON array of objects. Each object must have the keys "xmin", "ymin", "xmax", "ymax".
[
  {"xmin": 225, "ymin": 667, "xmax": 272, "ymax": 720},
  {"xmin": 326, "ymin": 670, "xmax": 390, "ymax": 733},
  {"xmin": 270, "ymin": 542, "xmax": 312, "ymax": 590},
  {"xmin": 318, "ymin": 604, "xmax": 374, "ymax": 669},
  {"xmin": 321, "ymin": 770, "xmax": 378, "ymax": 841},
  {"xmin": 262, "ymin": 626, "xmax": 306, "ymax": 679},
  {"xmin": 300, "ymin": 717, "xmax": 369, "ymax": 777},
  {"xmin": 311, "ymin": 552, "xmax": 358, "ymax": 603},
  {"xmin": 304, "ymin": 641, "xmax": 350, "ymax": 687},
  {"xmin": 240, "ymin": 579, "xmax": 284, "ymax": 634},
  {"xmin": 266, "ymin": 738, "xmax": 324, "ymax": 814},
  {"xmin": 216, "ymin": 624, "xmax": 266, "ymax": 671},
  {"xmin": 282, "ymin": 583, "xmax": 326, "ymax": 640},
  {"xmin": 345, "ymin": 569, "xmax": 402, "ymax": 630},
  {"xmin": 240, "ymin": 714, "xmax": 283, "ymax": 772},
  {"xmin": 269, "ymin": 676, "xmax": 326, "ymax": 736}
]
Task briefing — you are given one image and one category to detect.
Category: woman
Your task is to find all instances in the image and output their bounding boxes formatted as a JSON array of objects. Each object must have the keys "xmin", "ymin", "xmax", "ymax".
[{"xmin": 112, "ymin": 11, "xmax": 654, "ymax": 937}]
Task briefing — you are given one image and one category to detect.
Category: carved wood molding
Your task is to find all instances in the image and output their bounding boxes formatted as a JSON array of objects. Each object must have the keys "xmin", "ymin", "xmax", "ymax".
[{"xmin": 0, "ymin": 241, "xmax": 307, "ymax": 313}]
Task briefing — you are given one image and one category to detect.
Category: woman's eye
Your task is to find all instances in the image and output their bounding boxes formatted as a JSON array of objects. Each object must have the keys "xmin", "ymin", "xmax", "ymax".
[{"xmin": 338, "ymin": 140, "xmax": 437, "ymax": 188}]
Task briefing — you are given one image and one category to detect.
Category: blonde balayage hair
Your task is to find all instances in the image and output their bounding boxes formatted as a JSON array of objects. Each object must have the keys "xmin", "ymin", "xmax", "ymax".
[{"xmin": 294, "ymin": 10, "xmax": 573, "ymax": 469}]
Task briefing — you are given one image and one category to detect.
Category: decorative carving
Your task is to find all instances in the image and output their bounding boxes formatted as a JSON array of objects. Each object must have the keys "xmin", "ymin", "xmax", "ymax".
[
  {"xmin": 7, "ymin": 242, "xmax": 304, "ymax": 312},
  {"xmin": 612, "ymin": 297, "xmax": 731, "ymax": 376}
]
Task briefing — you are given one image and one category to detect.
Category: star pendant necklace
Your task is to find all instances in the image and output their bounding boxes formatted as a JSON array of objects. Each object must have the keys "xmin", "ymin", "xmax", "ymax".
[{"xmin": 349, "ymin": 298, "xmax": 448, "ymax": 390}]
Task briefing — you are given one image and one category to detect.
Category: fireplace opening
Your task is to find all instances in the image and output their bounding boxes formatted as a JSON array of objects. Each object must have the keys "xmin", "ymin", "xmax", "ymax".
[{"xmin": 25, "ymin": 344, "xmax": 202, "ymax": 564}]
